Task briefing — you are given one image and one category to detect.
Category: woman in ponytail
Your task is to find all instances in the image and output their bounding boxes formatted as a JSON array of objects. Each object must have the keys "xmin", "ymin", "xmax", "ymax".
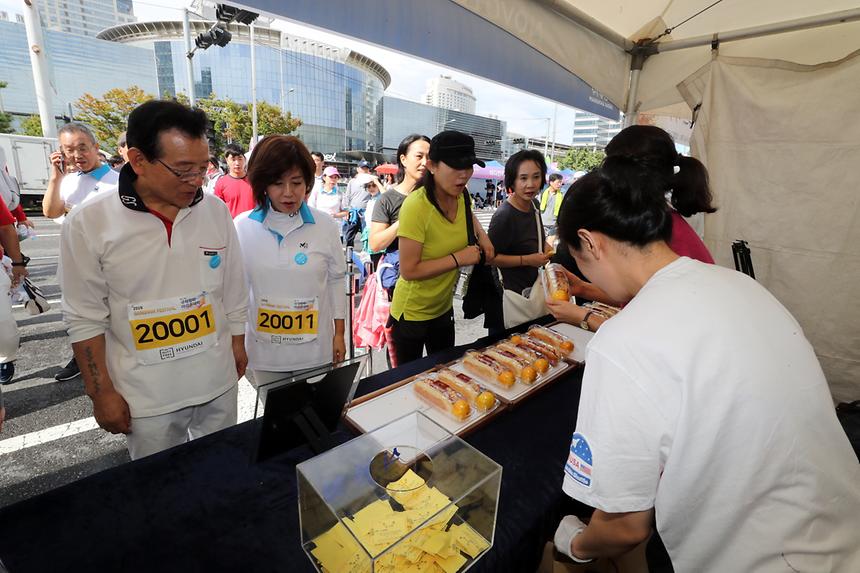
[
  {"xmin": 551, "ymin": 156, "xmax": 860, "ymax": 572},
  {"xmin": 604, "ymin": 124, "xmax": 715, "ymax": 263}
]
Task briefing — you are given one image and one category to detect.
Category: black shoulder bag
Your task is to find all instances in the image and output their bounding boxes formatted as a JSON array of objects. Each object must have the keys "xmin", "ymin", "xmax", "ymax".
[{"xmin": 461, "ymin": 193, "xmax": 504, "ymax": 329}]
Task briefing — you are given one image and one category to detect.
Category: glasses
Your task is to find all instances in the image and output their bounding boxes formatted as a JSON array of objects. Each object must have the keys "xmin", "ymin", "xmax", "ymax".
[{"xmin": 155, "ymin": 159, "xmax": 207, "ymax": 183}]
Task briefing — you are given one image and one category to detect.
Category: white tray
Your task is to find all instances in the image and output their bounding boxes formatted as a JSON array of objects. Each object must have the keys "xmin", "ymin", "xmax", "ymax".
[
  {"xmin": 446, "ymin": 356, "xmax": 572, "ymax": 405},
  {"xmin": 344, "ymin": 375, "xmax": 504, "ymax": 436},
  {"xmin": 542, "ymin": 322, "xmax": 595, "ymax": 364}
]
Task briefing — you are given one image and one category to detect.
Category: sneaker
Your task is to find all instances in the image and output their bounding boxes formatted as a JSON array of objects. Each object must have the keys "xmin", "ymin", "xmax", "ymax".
[
  {"xmin": 0, "ymin": 361, "xmax": 14, "ymax": 384},
  {"xmin": 55, "ymin": 358, "xmax": 80, "ymax": 381}
]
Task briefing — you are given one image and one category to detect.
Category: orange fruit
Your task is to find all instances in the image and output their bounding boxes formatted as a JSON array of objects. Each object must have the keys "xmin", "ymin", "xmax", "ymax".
[
  {"xmin": 521, "ymin": 366, "xmax": 537, "ymax": 383},
  {"xmin": 475, "ymin": 391, "xmax": 496, "ymax": 411},
  {"xmin": 452, "ymin": 400, "xmax": 471, "ymax": 420},
  {"xmin": 498, "ymin": 371, "xmax": 515, "ymax": 387},
  {"xmin": 551, "ymin": 289, "xmax": 569, "ymax": 301},
  {"xmin": 510, "ymin": 335, "xmax": 522, "ymax": 344},
  {"xmin": 534, "ymin": 358, "xmax": 549, "ymax": 373},
  {"xmin": 561, "ymin": 340, "xmax": 574, "ymax": 353}
]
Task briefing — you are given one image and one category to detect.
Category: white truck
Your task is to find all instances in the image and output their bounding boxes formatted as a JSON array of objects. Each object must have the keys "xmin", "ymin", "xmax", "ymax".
[{"xmin": 0, "ymin": 133, "xmax": 57, "ymax": 208}]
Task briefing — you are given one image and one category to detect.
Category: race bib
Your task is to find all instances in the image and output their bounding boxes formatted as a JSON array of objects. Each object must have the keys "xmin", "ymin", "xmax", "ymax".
[
  {"xmin": 128, "ymin": 292, "xmax": 217, "ymax": 365},
  {"xmin": 255, "ymin": 296, "xmax": 318, "ymax": 344}
]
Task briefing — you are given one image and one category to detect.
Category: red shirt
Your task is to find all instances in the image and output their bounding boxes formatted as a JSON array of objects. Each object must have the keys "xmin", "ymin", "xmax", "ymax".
[
  {"xmin": 669, "ymin": 210, "xmax": 714, "ymax": 264},
  {"xmin": 214, "ymin": 175, "xmax": 255, "ymax": 218}
]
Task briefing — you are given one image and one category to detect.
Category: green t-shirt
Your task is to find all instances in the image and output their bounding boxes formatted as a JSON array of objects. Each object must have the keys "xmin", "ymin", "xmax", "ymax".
[{"xmin": 390, "ymin": 187, "xmax": 468, "ymax": 321}]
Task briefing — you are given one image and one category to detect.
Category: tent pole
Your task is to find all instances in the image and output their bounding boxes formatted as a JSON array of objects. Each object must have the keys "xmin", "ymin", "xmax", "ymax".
[
  {"xmin": 623, "ymin": 69, "xmax": 640, "ymax": 127},
  {"xmin": 656, "ymin": 7, "xmax": 860, "ymax": 53}
]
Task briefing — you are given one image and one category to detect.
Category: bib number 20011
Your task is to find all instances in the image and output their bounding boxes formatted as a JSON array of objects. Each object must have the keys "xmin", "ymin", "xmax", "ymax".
[{"xmin": 257, "ymin": 310, "xmax": 317, "ymax": 334}]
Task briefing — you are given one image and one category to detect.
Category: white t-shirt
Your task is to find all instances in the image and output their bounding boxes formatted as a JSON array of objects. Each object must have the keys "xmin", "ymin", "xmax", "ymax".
[
  {"xmin": 562, "ymin": 257, "xmax": 860, "ymax": 573},
  {"xmin": 59, "ymin": 163, "xmax": 118, "ymax": 213},
  {"xmin": 61, "ymin": 177, "xmax": 248, "ymax": 418},
  {"xmin": 308, "ymin": 185, "xmax": 342, "ymax": 220},
  {"xmin": 234, "ymin": 202, "xmax": 346, "ymax": 372}
]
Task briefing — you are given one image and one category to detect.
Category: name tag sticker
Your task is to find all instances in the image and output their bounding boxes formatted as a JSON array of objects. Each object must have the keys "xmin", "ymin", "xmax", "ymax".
[{"xmin": 564, "ymin": 433, "xmax": 593, "ymax": 488}]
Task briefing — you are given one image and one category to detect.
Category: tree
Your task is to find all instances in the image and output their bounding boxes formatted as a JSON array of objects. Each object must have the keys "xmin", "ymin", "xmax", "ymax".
[
  {"xmin": 74, "ymin": 85, "xmax": 154, "ymax": 149},
  {"xmin": 0, "ymin": 81, "xmax": 13, "ymax": 134},
  {"xmin": 170, "ymin": 93, "xmax": 302, "ymax": 156},
  {"xmin": 557, "ymin": 147, "xmax": 605, "ymax": 171},
  {"xmin": 19, "ymin": 115, "xmax": 43, "ymax": 137}
]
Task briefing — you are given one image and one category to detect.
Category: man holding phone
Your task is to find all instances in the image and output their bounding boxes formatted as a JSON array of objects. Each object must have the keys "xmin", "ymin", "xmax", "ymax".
[{"xmin": 43, "ymin": 123, "xmax": 119, "ymax": 382}]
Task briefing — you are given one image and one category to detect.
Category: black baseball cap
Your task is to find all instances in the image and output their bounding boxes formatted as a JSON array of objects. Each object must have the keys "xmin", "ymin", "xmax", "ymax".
[{"xmin": 429, "ymin": 131, "xmax": 485, "ymax": 169}]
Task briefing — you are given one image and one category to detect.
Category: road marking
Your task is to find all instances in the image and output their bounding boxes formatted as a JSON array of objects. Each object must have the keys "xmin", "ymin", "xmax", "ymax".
[
  {"xmin": 0, "ymin": 417, "xmax": 100, "ymax": 455},
  {"xmin": 0, "ymin": 378, "xmax": 260, "ymax": 455},
  {"xmin": 12, "ymin": 297, "xmax": 62, "ymax": 310}
]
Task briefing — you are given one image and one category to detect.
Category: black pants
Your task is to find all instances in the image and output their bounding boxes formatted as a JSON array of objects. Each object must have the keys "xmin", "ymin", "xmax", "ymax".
[
  {"xmin": 389, "ymin": 308, "xmax": 455, "ymax": 366},
  {"xmin": 343, "ymin": 216, "xmax": 364, "ymax": 248}
]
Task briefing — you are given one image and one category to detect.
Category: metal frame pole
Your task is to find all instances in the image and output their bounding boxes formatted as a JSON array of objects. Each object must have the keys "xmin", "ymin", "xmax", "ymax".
[
  {"xmin": 22, "ymin": 0, "xmax": 56, "ymax": 138},
  {"xmin": 345, "ymin": 246, "xmax": 355, "ymax": 360},
  {"xmin": 250, "ymin": 23, "xmax": 258, "ymax": 145},
  {"xmin": 183, "ymin": 8, "xmax": 195, "ymax": 107}
]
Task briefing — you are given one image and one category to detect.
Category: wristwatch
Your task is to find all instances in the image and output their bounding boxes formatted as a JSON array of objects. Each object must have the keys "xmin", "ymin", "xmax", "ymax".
[
  {"xmin": 11, "ymin": 255, "xmax": 30, "ymax": 267},
  {"xmin": 579, "ymin": 310, "xmax": 593, "ymax": 332}
]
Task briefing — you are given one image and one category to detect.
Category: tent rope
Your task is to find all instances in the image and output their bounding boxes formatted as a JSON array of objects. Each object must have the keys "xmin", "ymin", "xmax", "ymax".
[{"xmin": 648, "ymin": 0, "xmax": 727, "ymax": 44}]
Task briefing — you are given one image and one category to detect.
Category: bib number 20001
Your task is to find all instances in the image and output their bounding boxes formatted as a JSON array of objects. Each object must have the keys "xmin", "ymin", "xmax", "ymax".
[{"xmin": 134, "ymin": 307, "xmax": 214, "ymax": 348}]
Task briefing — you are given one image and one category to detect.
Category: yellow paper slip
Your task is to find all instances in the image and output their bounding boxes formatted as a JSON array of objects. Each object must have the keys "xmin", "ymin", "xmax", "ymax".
[
  {"xmin": 434, "ymin": 552, "xmax": 468, "ymax": 573},
  {"xmin": 449, "ymin": 523, "xmax": 490, "ymax": 558}
]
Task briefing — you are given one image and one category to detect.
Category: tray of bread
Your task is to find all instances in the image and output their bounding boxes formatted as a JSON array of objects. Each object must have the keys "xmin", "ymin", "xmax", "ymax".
[
  {"xmin": 344, "ymin": 323, "xmax": 597, "ymax": 434},
  {"xmin": 344, "ymin": 367, "xmax": 505, "ymax": 436}
]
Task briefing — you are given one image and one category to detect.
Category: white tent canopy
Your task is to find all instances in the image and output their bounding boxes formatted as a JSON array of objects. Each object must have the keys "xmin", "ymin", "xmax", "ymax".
[{"xmin": 451, "ymin": 0, "xmax": 860, "ymax": 120}]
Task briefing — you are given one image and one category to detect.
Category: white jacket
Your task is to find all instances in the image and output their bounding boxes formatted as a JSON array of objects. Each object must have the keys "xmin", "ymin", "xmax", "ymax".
[
  {"xmin": 61, "ymin": 166, "xmax": 248, "ymax": 417},
  {"xmin": 234, "ymin": 202, "xmax": 346, "ymax": 372}
]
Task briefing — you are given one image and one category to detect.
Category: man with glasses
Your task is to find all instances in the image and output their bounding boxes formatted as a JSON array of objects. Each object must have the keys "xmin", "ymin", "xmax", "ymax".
[
  {"xmin": 60, "ymin": 100, "xmax": 248, "ymax": 459},
  {"xmin": 43, "ymin": 123, "xmax": 120, "ymax": 381}
]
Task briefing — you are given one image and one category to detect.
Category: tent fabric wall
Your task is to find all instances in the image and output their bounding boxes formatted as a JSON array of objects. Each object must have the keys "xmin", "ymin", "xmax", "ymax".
[{"xmin": 679, "ymin": 53, "xmax": 860, "ymax": 402}]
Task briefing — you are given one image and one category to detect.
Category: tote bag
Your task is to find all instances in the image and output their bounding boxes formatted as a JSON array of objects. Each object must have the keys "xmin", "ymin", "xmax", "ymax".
[{"xmin": 501, "ymin": 209, "xmax": 548, "ymax": 329}]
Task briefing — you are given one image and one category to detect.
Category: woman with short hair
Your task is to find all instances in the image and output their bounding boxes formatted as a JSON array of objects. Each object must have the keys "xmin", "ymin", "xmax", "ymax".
[{"xmin": 235, "ymin": 136, "xmax": 347, "ymax": 389}]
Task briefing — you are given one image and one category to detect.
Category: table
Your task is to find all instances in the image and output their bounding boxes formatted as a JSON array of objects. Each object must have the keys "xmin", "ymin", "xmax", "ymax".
[{"xmin": 0, "ymin": 328, "xmax": 591, "ymax": 573}]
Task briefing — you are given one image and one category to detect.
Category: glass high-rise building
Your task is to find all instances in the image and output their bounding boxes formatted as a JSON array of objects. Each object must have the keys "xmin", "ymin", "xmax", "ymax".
[
  {"xmin": 39, "ymin": 0, "xmax": 135, "ymax": 38},
  {"xmin": 382, "ymin": 96, "xmax": 505, "ymax": 162},
  {"xmin": 98, "ymin": 21, "xmax": 390, "ymax": 157},
  {"xmin": 0, "ymin": 20, "xmax": 157, "ymax": 119}
]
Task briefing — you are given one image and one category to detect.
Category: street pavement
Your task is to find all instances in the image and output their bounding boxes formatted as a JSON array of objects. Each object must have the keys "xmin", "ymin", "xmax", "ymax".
[{"xmin": 0, "ymin": 212, "xmax": 496, "ymax": 508}]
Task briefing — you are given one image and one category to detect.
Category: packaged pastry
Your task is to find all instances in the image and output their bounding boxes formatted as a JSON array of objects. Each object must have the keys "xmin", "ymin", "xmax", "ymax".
[
  {"xmin": 496, "ymin": 341, "xmax": 550, "ymax": 374},
  {"xmin": 413, "ymin": 376, "xmax": 471, "ymax": 421},
  {"xmin": 542, "ymin": 263, "xmax": 570, "ymax": 301},
  {"xmin": 528, "ymin": 325, "xmax": 575, "ymax": 355},
  {"xmin": 484, "ymin": 347, "xmax": 538, "ymax": 384},
  {"xmin": 510, "ymin": 334, "xmax": 561, "ymax": 366},
  {"xmin": 462, "ymin": 351, "xmax": 516, "ymax": 389},
  {"xmin": 438, "ymin": 369, "xmax": 497, "ymax": 412}
]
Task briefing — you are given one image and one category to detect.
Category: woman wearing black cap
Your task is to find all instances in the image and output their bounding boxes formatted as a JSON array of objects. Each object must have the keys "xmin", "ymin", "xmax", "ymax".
[{"xmin": 388, "ymin": 131, "xmax": 494, "ymax": 365}]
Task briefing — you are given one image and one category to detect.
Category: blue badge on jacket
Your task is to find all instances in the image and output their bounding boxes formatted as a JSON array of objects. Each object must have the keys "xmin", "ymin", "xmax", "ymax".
[
  {"xmin": 209, "ymin": 254, "xmax": 221, "ymax": 269},
  {"xmin": 294, "ymin": 252, "xmax": 308, "ymax": 265}
]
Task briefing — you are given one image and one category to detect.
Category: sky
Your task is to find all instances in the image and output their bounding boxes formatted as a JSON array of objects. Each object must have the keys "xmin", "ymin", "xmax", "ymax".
[{"xmin": 0, "ymin": 0, "xmax": 607, "ymax": 142}]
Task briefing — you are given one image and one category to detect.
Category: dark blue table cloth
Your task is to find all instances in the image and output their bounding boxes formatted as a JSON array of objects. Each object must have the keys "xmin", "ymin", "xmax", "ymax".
[{"xmin": 0, "ymin": 322, "xmax": 593, "ymax": 573}]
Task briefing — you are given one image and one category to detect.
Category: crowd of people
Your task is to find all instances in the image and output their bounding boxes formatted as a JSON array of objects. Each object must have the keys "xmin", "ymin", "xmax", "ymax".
[{"xmin": 0, "ymin": 98, "xmax": 857, "ymax": 571}]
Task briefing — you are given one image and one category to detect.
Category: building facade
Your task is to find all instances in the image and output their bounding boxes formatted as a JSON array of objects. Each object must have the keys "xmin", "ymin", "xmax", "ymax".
[
  {"xmin": 99, "ymin": 21, "xmax": 389, "ymax": 157},
  {"xmin": 0, "ymin": 20, "xmax": 157, "ymax": 120},
  {"xmin": 39, "ymin": 0, "xmax": 135, "ymax": 37},
  {"xmin": 382, "ymin": 96, "xmax": 505, "ymax": 162},
  {"xmin": 571, "ymin": 110, "xmax": 622, "ymax": 148},
  {"xmin": 422, "ymin": 75, "xmax": 476, "ymax": 115}
]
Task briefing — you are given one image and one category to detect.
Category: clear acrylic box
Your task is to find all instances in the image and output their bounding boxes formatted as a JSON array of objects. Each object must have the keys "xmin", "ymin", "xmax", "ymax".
[{"xmin": 297, "ymin": 411, "xmax": 502, "ymax": 572}]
